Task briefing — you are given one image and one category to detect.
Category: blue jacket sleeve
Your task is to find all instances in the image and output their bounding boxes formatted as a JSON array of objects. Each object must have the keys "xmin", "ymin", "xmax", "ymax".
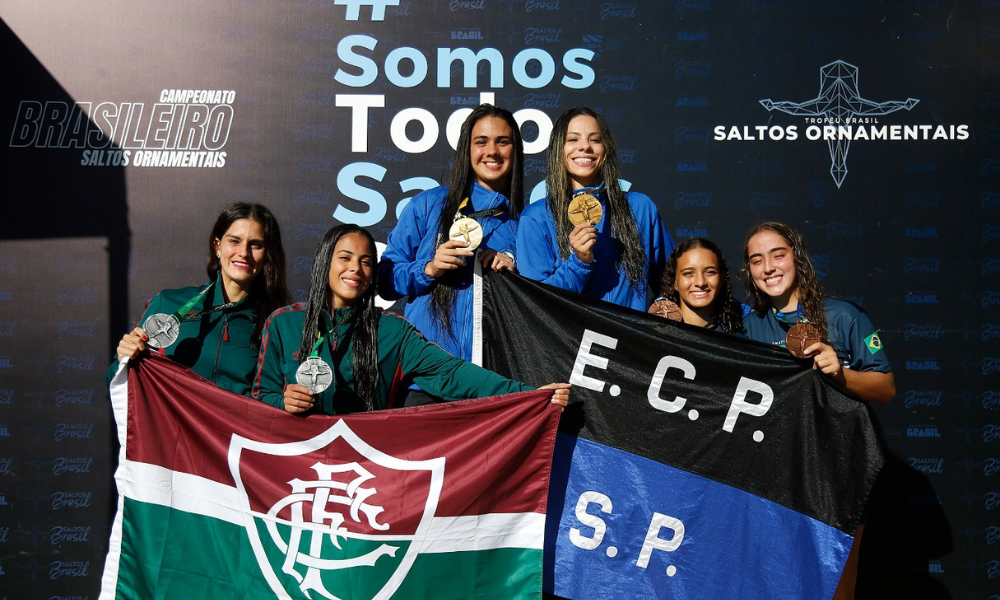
[
  {"xmin": 485, "ymin": 218, "xmax": 518, "ymax": 256},
  {"xmin": 377, "ymin": 191, "xmax": 439, "ymax": 300},
  {"xmin": 846, "ymin": 310, "xmax": 892, "ymax": 373},
  {"xmin": 516, "ymin": 205, "xmax": 594, "ymax": 293}
]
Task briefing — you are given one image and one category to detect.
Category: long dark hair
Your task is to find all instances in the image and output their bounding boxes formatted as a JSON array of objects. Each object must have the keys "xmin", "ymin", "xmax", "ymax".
[
  {"xmin": 742, "ymin": 222, "xmax": 829, "ymax": 340},
  {"xmin": 206, "ymin": 202, "xmax": 290, "ymax": 347},
  {"xmin": 430, "ymin": 103, "xmax": 525, "ymax": 339},
  {"xmin": 545, "ymin": 106, "xmax": 645, "ymax": 287},
  {"xmin": 660, "ymin": 238, "xmax": 746, "ymax": 334},
  {"xmin": 298, "ymin": 224, "xmax": 380, "ymax": 409}
]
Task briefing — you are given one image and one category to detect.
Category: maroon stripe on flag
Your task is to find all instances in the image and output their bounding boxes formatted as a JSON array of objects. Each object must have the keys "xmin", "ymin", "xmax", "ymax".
[{"xmin": 125, "ymin": 354, "xmax": 560, "ymax": 518}]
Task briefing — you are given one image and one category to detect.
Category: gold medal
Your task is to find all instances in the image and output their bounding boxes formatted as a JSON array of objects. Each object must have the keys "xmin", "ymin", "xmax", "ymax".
[
  {"xmin": 449, "ymin": 217, "xmax": 483, "ymax": 250},
  {"xmin": 568, "ymin": 194, "xmax": 603, "ymax": 226}
]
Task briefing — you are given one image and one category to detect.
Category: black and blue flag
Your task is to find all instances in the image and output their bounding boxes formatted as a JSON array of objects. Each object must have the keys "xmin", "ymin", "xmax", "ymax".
[{"xmin": 478, "ymin": 272, "xmax": 884, "ymax": 600}]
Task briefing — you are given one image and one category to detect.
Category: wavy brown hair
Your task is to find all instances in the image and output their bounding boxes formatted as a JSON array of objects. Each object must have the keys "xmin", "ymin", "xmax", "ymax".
[
  {"xmin": 545, "ymin": 106, "xmax": 645, "ymax": 287},
  {"xmin": 660, "ymin": 238, "xmax": 745, "ymax": 334},
  {"xmin": 742, "ymin": 222, "xmax": 829, "ymax": 340}
]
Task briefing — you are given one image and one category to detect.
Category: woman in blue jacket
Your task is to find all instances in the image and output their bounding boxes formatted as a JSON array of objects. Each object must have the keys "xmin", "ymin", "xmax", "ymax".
[
  {"xmin": 517, "ymin": 106, "xmax": 672, "ymax": 310},
  {"xmin": 377, "ymin": 104, "xmax": 525, "ymax": 404}
]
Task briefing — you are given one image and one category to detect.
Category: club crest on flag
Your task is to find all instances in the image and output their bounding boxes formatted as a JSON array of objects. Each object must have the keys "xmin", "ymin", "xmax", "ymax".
[{"xmin": 228, "ymin": 420, "xmax": 445, "ymax": 600}]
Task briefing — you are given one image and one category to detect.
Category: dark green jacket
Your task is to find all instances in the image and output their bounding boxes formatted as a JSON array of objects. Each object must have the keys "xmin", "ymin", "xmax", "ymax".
[
  {"xmin": 107, "ymin": 277, "xmax": 259, "ymax": 395},
  {"xmin": 253, "ymin": 304, "xmax": 531, "ymax": 414}
]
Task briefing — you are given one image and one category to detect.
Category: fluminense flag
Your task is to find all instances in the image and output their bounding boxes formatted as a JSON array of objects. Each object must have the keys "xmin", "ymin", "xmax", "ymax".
[
  {"xmin": 477, "ymin": 272, "xmax": 885, "ymax": 600},
  {"xmin": 101, "ymin": 353, "xmax": 561, "ymax": 599}
]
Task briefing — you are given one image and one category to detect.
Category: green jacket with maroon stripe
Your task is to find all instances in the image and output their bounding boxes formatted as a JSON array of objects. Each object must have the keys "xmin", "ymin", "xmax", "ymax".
[
  {"xmin": 107, "ymin": 276, "xmax": 259, "ymax": 395},
  {"xmin": 253, "ymin": 304, "xmax": 532, "ymax": 415}
]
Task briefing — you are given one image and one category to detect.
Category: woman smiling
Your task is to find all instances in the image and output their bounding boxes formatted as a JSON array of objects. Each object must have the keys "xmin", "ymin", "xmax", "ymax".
[
  {"xmin": 109, "ymin": 203, "xmax": 290, "ymax": 395},
  {"xmin": 254, "ymin": 224, "xmax": 570, "ymax": 415}
]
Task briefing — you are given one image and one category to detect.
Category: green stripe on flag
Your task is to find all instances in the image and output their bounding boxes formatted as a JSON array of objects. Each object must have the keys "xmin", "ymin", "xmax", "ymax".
[{"xmin": 114, "ymin": 499, "xmax": 542, "ymax": 599}]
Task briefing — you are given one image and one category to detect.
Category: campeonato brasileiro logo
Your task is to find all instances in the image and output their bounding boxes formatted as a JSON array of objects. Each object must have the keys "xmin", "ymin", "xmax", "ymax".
[
  {"xmin": 713, "ymin": 60, "xmax": 969, "ymax": 187},
  {"xmin": 229, "ymin": 420, "xmax": 444, "ymax": 600},
  {"xmin": 8, "ymin": 88, "xmax": 234, "ymax": 168}
]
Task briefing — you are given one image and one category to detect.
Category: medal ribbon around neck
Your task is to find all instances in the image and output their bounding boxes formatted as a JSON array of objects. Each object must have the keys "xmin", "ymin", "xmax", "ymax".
[
  {"xmin": 295, "ymin": 309, "xmax": 355, "ymax": 395},
  {"xmin": 143, "ymin": 282, "xmax": 249, "ymax": 349},
  {"xmin": 770, "ymin": 305, "xmax": 808, "ymax": 328},
  {"xmin": 449, "ymin": 196, "xmax": 506, "ymax": 250}
]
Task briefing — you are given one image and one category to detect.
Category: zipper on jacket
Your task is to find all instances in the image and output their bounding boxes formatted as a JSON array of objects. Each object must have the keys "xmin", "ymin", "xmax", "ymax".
[{"xmin": 212, "ymin": 312, "xmax": 226, "ymax": 383}]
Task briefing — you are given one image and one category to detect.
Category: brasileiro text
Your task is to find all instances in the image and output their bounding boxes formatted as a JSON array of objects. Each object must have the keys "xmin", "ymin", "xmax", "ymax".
[{"xmin": 9, "ymin": 89, "xmax": 235, "ymax": 168}]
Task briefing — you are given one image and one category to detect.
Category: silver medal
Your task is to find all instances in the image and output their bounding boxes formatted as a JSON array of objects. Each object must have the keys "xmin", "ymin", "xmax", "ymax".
[
  {"xmin": 143, "ymin": 313, "xmax": 180, "ymax": 349},
  {"xmin": 296, "ymin": 357, "xmax": 334, "ymax": 394}
]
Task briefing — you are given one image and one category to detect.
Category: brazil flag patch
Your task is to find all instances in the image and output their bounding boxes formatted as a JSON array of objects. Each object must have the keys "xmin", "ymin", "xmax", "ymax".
[{"xmin": 865, "ymin": 333, "xmax": 883, "ymax": 355}]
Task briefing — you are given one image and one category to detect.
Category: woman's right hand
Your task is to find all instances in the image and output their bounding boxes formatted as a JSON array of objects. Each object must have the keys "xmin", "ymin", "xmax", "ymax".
[
  {"xmin": 116, "ymin": 327, "xmax": 149, "ymax": 361},
  {"xmin": 568, "ymin": 223, "xmax": 597, "ymax": 264},
  {"xmin": 539, "ymin": 382, "xmax": 571, "ymax": 408},
  {"xmin": 425, "ymin": 240, "xmax": 475, "ymax": 278},
  {"xmin": 283, "ymin": 383, "xmax": 316, "ymax": 414}
]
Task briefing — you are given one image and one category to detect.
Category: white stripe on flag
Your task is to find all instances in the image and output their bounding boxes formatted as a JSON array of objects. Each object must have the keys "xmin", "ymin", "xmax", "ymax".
[
  {"xmin": 416, "ymin": 513, "xmax": 544, "ymax": 553},
  {"xmin": 125, "ymin": 460, "xmax": 544, "ymax": 552},
  {"xmin": 127, "ymin": 461, "xmax": 244, "ymax": 524}
]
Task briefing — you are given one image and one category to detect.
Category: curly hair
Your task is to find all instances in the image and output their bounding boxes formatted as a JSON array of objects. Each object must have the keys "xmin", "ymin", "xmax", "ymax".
[
  {"xmin": 742, "ymin": 222, "xmax": 829, "ymax": 340},
  {"xmin": 298, "ymin": 224, "xmax": 381, "ymax": 410},
  {"xmin": 430, "ymin": 103, "xmax": 525, "ymax": 341},
  {"xmin": 206, "ymin": 202, "xmax": 290, "ymax": 348},
  {"xmin": 659, "ymin": 238, "xmax": 745, "ymax": 334},
  {"xmin": 545, "ymin": 107, "xmax": 645, "ymax": 287}
]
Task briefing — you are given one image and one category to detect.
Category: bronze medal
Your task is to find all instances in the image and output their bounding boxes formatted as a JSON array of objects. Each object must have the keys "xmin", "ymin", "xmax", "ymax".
[
  {"xmin": 143, "ymin": 313, "xmax": 181, "ymax": 349},
  {"xmin": 649, "ymin": 299, "xmax": 683, "ymax": 322},
  {"xmin": 568, "ymin": 194, "xmax": 603, "ymax": 226},
  {"xmin": 449, "ymin": 217, "xmax": 483, "ymax": 250},
  {"xmin": 785, "ymin": 322, "xmax": 821, "ymax": 358}
]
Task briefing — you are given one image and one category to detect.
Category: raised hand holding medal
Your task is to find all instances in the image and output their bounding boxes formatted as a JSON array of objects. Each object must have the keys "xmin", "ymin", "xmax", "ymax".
[
  {"xmin": 448, "ymin": 217, "xmax": 483, "ymax": 250},
  {"xmin": 294, "ymin": 309, "xmax": 356, "ymax": 396},
  {"xmin": 143, "ymin": 313, "xmax": 181, "ymax": 350},
  {"xmin": 141, "ymin": 282, "xmax": 249, "ymax": 350},
  {"xmin": 565, "ymin": 185, "xmax": 603, "ymax": 264},
  {"xmin": 428, "ymin": 197, "xmax": 505, "ymax": 278},
  {"xmin": 567, "ymin": 193, "xmax": 603, "ymax": 226},
  {"xmin": 295, "ymin": 357, "xmax": 333, "ymax": 394},
  {"xmin": 772, "ymin": 307, "xmax": 823, "ymax": 359},
  {"xmin": 295, "ymin": 332, "xmax": 335, "ymax": 395},
  {"xmin": 143, "ymin": 283, "xmax": 217, "ymax": 350},
  {"xmin": 785, "ymin": 322, "xmax": 822, "ymax": 358}
]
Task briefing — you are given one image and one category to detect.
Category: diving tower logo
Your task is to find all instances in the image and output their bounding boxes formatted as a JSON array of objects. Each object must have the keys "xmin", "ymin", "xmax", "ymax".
[{"xmin": 714, "ymin": 60, "xmax": 969, "ymax": 187}]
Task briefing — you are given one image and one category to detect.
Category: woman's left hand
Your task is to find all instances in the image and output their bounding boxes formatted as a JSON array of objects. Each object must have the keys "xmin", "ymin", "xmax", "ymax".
[
  {"xmin": 539, "ymin": 382, "xmax": 571, "ymax": 408},
  {"xmin": 478, "ymin": 248, "xmax": 515, "ymax": 272}
]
